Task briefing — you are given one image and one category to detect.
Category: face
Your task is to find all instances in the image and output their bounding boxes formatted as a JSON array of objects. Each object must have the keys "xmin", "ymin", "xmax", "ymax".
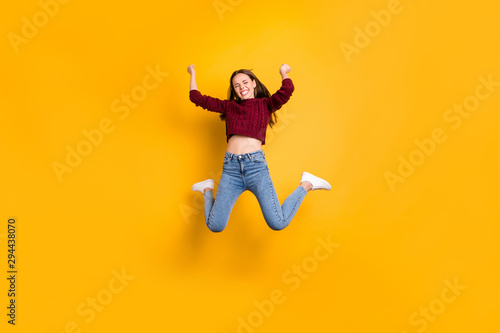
[{"xmin": 232, "ymin": 73, "xmax": 257, "ymax": 100}]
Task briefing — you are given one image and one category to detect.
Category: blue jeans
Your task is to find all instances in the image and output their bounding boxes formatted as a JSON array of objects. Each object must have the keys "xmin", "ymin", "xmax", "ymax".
[{"xmin": 203, "ymin": 149, "xmax": 308, "ymax": 232}]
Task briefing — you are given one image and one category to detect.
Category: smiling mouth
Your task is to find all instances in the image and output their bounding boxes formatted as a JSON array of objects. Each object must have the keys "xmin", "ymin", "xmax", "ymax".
[{"xmin": 241, "ymin": 89, "xmax": 249, "ymax": 97}]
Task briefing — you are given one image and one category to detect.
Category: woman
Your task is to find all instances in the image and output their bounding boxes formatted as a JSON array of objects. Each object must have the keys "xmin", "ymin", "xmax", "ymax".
[{"xmin": 188, "ymin": 64, "xmax": 331, "ymax": 232}]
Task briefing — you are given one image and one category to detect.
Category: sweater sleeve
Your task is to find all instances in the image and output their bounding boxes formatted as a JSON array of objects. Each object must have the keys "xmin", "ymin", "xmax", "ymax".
[
  {"xmin": 268, "ymin": 78, "xmax": 294, "ymax": 113},
  {"xmin": 189, "ymin": 90, "xmax": 228, "ymax": 114}
]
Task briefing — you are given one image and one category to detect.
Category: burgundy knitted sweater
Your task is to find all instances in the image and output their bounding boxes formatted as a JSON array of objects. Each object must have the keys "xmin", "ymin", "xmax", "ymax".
[{"xmin": 189, "ymin": 78, "xmax": 294, "ymax": 145}]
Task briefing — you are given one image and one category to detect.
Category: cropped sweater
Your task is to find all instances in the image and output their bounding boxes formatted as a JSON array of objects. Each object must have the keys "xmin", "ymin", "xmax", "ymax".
[{"xmin": 189, "ymin": 78, "xmax": 294, "ymax": 145}]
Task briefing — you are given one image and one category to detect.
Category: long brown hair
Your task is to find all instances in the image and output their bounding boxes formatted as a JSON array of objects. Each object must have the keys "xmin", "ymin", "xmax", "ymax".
[{"xmin": 220, "ymin": 69, "xmax": 278, "ymax": 128}]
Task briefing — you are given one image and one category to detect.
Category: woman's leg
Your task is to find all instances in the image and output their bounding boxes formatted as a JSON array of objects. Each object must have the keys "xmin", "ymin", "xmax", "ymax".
[
  {"xmin": 248, "ymin": 165, "xmax": 308, "ymax": 231},
  {"xmin": 203, "ymin": 169, "xmax": 245, "ymax": 232},
  {"xmin": 197, "ymin": 150, "xmax": 327, "ymax": 231}
]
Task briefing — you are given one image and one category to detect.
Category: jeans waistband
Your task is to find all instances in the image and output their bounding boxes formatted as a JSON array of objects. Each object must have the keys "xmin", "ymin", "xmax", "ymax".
[{"xmin": 225, "ymin": 149, "xmax": 264, "ymax": 161}]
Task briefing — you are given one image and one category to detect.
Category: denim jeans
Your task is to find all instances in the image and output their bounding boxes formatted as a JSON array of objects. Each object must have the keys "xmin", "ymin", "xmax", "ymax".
[{"xmin": 203, "ymin": 149, "xmax": 307, "ymax": 232}]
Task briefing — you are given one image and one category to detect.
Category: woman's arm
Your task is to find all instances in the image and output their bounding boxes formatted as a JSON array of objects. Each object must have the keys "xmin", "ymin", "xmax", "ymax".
[
  {"xmin": 187, "ymin": 64, "xmax": 228, "ymax": 114},
  {"xmin": 187, "ymin": 64, "xmax": 198, "ymax": 91},
  {"xmin": 268, "ymin": 64, "xmax": 294, "ymax": 112}
]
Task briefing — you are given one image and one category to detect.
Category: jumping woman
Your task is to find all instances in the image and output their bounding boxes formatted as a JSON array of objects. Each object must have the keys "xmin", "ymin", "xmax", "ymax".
[{"xmin": 188, "ymin": 64, "xmax": 331, "ymax": 232}]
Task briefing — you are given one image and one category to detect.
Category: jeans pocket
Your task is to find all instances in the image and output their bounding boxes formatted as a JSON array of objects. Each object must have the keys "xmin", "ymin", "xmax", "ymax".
[
  {"xmin": 252, "ymin": 155, "xmax": 266, "ymax": 163},
  {"xmin": 223, "ymin": 156, "xmax": 230, "ymax": 164}
]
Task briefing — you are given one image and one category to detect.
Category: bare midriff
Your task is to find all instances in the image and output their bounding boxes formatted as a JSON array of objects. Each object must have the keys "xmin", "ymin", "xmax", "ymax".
[{"xmin": 226, "ymin": 135, "xmax": 263, "ymax": 154}]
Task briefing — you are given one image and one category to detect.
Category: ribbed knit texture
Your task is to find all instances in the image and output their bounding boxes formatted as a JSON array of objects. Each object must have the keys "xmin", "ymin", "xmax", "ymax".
[{"xmin": 189, "ymin": 78, "xmax": 294, "ymax": 145}]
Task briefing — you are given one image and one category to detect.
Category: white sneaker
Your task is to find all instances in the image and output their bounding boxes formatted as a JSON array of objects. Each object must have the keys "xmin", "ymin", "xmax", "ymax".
[
  {"xmin": 301, "ymin": 172, "xmax": 331, "ymax": 191},
  {"xmin": 192, "ymin": 179, "xmax": 214, "ymax": 193}
]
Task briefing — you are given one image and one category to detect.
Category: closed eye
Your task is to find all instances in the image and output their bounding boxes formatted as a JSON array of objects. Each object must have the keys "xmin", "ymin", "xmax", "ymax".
[{"xmin": 235, "ymin": 81, "xmax": 249, "ymax": 88}]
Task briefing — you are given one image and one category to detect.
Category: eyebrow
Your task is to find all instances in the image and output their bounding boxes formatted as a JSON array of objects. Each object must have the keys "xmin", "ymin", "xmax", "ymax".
[{"xmin": 234, "ymin": 80, "xmax": 248, "ymax": 87}]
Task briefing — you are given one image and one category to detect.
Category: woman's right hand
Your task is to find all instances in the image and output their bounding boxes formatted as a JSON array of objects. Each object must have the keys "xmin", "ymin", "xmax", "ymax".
[{"xmin": 187, "ymin": 64, "xmax": 195, "ymax": 75}]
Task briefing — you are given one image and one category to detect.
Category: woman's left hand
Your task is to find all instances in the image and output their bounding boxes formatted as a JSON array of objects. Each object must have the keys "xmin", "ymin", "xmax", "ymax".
[{"xmin": 280, "ymin": 64, "xmax": 291, "ymax": 75}]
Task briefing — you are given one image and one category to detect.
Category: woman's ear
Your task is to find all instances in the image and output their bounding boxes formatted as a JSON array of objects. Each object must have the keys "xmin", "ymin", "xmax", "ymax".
[{"xmin": 253, "ymin": 80, "xmax": 257, "ymax": 88}]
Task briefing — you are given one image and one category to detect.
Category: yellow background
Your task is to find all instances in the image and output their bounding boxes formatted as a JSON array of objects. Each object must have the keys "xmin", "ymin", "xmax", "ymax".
[{"xmin": 1, "ymin": 0, "xmax": 499, "ymax": 332}]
